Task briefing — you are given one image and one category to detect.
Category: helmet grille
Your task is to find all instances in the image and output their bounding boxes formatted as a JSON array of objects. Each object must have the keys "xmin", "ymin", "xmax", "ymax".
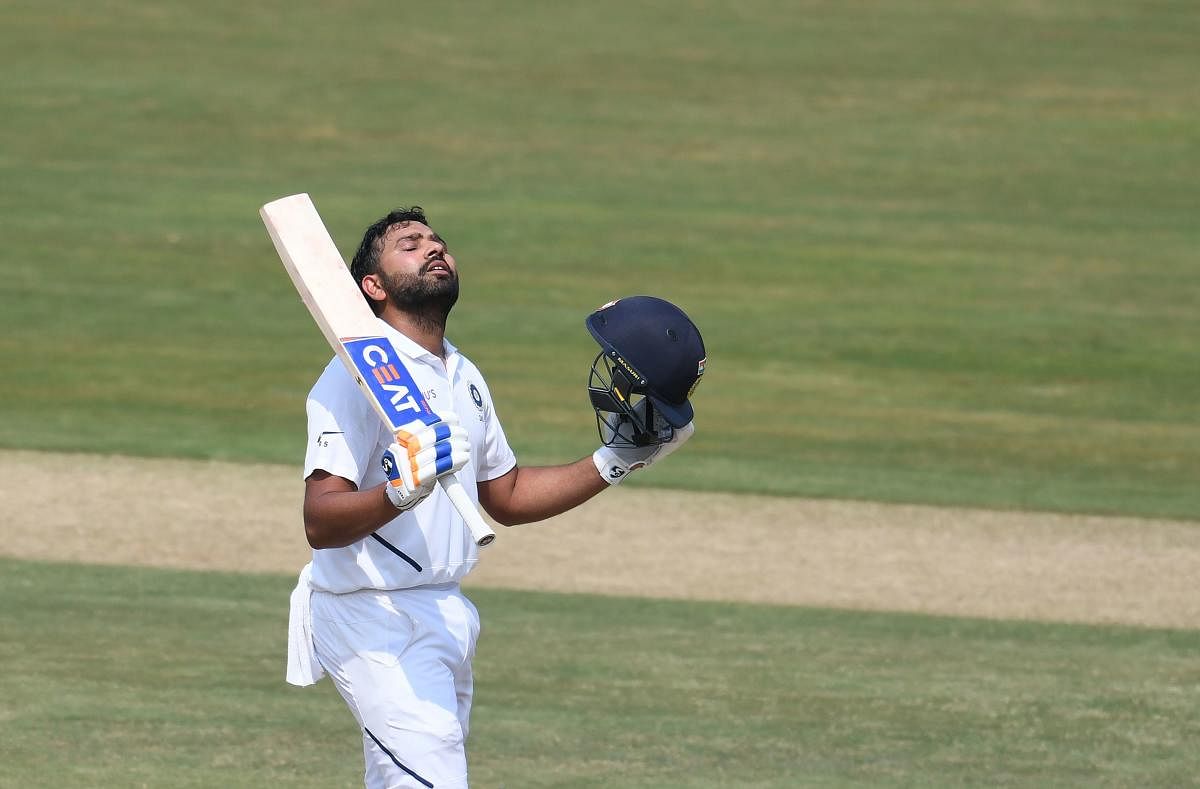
[{"xmin": 588, "ymin": 352, "xmax": 675, "ymax": 448}]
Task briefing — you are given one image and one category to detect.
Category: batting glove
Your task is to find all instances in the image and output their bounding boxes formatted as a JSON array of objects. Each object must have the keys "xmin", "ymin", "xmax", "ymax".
[
  {"xmin": 381, "ymin": 412, "xmax": 471, "ymax": 511},
  {"xmin": 592, "ymin": 402, "xmax": 695, "ymax": 486}
]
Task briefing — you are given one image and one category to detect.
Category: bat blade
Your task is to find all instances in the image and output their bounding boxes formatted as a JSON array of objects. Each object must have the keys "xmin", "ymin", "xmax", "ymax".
[{"xmin": 260, "ymin": 193, "xmax": 495, "ymax": 547}]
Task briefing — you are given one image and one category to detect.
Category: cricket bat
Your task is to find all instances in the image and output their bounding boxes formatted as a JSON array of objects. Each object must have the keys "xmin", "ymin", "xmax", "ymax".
[{"xmin": 260, "ymin": 193, "xmax": 496, "ymax": 547}]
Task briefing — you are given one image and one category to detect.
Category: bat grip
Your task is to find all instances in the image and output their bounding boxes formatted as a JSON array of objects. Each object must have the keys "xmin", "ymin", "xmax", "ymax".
[{"xmin": 440, "ymin": 473, "xmax": 497, "ymax": 547}]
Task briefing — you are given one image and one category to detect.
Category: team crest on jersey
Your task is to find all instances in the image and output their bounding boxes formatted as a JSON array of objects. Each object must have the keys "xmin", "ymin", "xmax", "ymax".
[{"xmin": 468, "ymin": 382, "xmax": 486, "ymax": 421}]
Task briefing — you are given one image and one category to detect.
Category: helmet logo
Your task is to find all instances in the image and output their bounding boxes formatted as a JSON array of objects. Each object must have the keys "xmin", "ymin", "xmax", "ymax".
[
  {"xmin": 687, "ymin": 356, "xmax": 707, "ymax": 398},
  {"xmin": 608, "ymin": 351, "xmax": 647, "ymax": 386}
]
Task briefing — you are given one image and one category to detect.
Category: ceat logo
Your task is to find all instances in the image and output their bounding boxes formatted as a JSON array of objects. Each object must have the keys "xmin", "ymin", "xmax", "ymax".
[{"xmin": 355, "ymin": 342, "xmax": 423, "ymax": 417}]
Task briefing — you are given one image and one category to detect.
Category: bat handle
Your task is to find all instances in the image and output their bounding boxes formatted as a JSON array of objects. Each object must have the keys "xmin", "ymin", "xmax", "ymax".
[{"xmin": 440, "ymin": 474, "xmax": 497, "ymax": 547}]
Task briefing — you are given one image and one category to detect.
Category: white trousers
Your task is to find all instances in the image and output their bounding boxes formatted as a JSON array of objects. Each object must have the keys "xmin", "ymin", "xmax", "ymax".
[{"xmin": 311, "ymin": 584, "xmax": 481, "ymax": 789}]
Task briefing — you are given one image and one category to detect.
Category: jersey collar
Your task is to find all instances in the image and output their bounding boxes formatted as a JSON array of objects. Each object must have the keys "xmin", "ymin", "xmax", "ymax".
[{"xmin": 373, "ymin": 317, "xmax": 459, "ymax": 365}]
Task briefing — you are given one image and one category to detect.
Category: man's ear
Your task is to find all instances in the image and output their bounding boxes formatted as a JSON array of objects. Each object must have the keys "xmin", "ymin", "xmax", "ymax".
[{"xmin": 360, "ymin": 274, "xmax": 388, "ymax": 308}]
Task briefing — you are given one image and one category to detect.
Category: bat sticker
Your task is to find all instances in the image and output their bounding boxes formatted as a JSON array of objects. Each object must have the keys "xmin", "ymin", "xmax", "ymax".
[{"xmin": 343, "ymin": 337, "xmax": 437, "ymax": 429}]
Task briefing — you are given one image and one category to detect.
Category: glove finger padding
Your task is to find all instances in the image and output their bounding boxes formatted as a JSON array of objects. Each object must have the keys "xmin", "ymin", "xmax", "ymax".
[
  {"xmin": 396, "ymin": 415, "xmax": 469, "ymax": 482},
  {"xmin": 406, "ymin": 426, "xmax": 471, "ymax": 480},
  {"xmin": 382, "ymin": 414, "xmax": 472, "ymax": 510}
]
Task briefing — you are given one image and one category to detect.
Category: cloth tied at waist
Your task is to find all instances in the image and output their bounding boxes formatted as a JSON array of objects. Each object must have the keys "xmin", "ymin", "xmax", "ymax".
[{"xmin": 286, "ymin": 562, "xmax": 325, "ymax": 686}]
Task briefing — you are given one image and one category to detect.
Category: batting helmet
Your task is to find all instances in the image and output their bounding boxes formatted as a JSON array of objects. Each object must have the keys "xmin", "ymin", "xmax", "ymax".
[{"xmin": 586, "ymin": 296, "xmax": 706, "ymax": 447}]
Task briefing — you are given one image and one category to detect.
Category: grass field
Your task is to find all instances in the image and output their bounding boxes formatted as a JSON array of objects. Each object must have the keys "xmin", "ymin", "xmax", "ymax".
[
  {"xmin": 2, "ymin": 559, "xmax": 1198, "ymax": 788},
  {"xmin": 2, "ymin": 1, "xmax": 1199, "ymax": 787},
  {"xmin": 2, "ymin": 0, "xmax": 1197, "ymax": 518}
]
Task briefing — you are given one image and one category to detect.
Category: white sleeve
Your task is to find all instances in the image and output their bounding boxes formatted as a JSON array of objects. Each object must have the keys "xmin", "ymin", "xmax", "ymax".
[
  {"xmin": 472, "ymin": 374, "xmax": 518, "ymax": 482},
  {"xmin": 302, "ymin": 358, "xmax": 382, "ymax": 486}
]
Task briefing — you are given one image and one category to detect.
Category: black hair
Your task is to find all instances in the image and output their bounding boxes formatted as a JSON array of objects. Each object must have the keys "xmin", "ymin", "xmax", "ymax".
[{"xmin": 348, "ymin": 206, "xmax": 430, "ymax": 293}]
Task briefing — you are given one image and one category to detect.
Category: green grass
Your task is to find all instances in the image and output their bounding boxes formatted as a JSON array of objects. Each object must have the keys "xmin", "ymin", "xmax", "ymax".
[
  {"xmin": 3, "ymin": 11, "xmax": 1197, "ymax": 787},
  {"xmin": 2, "ymin": 0, "xmax": 1198, "ymax": 519},
  {"xmin": 1, "ymin": 558, "xmax": 1198, "ymax": 788}
]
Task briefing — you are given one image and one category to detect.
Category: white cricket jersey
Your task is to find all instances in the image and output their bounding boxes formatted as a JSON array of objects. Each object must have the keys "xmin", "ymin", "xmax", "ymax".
[{"xmin": 302, "ymin": 319, "xmax": 517, "ymax": 594}]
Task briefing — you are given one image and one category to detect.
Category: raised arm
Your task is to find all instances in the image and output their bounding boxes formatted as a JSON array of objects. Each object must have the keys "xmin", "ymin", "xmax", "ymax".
[
  {"xmin": 476, "ymin": 414, "xmax": 695, "ymax": 527},
  {"xmin": 475, "ymin": 458, "xmax": 607, "ymax": 527}
]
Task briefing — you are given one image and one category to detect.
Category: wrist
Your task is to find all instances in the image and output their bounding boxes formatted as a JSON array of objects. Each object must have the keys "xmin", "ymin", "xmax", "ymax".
[
  {"xmin": 384, "ymin": 481, "xmax": 417, "ymax": 511},
  {"xmin": 593, "ymin": 446, "xmax": 636, "ymax": 486}
]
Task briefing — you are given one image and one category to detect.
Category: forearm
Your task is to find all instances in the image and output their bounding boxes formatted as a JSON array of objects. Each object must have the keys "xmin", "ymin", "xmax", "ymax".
[
  {"xmin": 303, "ymin": 476, "xmax": 400, "ymax": 549},
  {"xmin": 479, "ymin": 457, "xmax": 607, "ymax": 527}
]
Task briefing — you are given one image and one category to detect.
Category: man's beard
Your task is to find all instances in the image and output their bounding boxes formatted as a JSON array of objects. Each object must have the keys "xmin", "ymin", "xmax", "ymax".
[{"xmin": 379, "ymin": 266, "xmax": 459, "ymax": 331}]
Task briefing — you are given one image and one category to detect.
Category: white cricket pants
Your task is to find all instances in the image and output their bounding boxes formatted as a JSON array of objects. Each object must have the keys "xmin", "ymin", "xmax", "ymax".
[{"xmin": 311, "ymin": 583, "xmax": 480, "ymax": 789}]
